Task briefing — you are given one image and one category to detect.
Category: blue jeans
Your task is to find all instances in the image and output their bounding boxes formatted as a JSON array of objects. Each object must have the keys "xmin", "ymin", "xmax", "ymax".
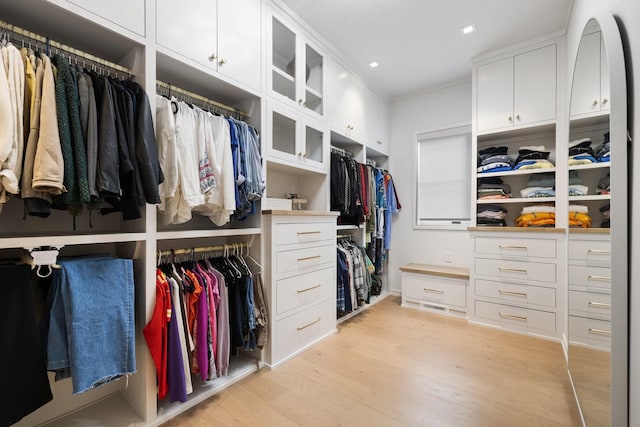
[{"xmin": 48, "ymin": 257, "xmax": 136, "ymax": 394}]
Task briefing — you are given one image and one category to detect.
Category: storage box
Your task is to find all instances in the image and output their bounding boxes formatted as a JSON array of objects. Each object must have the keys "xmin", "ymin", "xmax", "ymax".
[{"xmin": 262, "ymin": 197, "xmax": 292, "ymax": 211}]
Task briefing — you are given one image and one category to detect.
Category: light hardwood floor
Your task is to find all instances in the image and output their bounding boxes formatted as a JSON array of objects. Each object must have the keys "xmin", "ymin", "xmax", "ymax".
[{"xmin": 161, "ymin": 296, "xmax": 582, "ymax": 427}]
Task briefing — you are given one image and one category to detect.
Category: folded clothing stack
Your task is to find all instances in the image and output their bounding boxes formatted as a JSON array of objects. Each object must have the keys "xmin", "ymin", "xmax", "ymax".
[
  {"xmin": 477, "ymin": 146, "xmax": 513, "ymax": 173},
  {"xmin": 514, "ymin": 145, "xmax": 554, "ymax": 170}
]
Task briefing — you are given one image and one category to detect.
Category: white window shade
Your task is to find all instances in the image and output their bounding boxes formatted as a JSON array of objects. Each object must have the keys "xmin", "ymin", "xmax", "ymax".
[{"xmin": 416, "ymin": 125, "xmax": 471, "ymax": 226}]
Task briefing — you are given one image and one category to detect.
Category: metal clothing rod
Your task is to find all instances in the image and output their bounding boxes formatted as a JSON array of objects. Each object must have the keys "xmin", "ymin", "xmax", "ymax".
[
  {"xmin": 330, "ymin": 145, "xmax": 354, "ymax": 158},
  {"xmin": 156, "ymin": 80, "xmax": 248, "ymax": 118},
  {"xmin": 0, "ymin": 20, "xmax": 132, "ymax": 76},
  {"xmin": 157, "ymin": 242, "xmax": 250, "ymax": 258}
]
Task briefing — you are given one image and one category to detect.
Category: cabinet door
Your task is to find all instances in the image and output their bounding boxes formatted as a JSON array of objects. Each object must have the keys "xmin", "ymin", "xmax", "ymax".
[
  {"xmin": 302, "ymin": 116, "xmax": 328, "ymax": 171},
  {"xmin": 514, "ymin": 44, "xmax": 556, "ymax": 126},
  {"xmin": 301, "ymin": 40, "xmax": 324, "ymax": 117},
  {"xmin": 570, "ymin": 32, "xmax": 601, "ymax": 116},
  {"xmin": 67, "ymin": 0, "xmax": 145, "ymax": 35},
  {"xmin": 217, "ymin": 0, "xmax": 262, "ymax": 91},
  {"xmin": 365, "ymin": 87, "xmax": 389, "ymax": 153},
  {"xmin": 270, "ymin": 14, "xmax": 298, "ymax": 103},
  {"xmin": 476, "ymin": 57, "xmax": 514, "ymax": 132},
  {"xmin": 156, "ymin": 0, "xmax": 217, "ymax": 70},
  {"xmin": 600, "ymin": 33, "xmax": 610, "ymax": 112},
  {"xmin": 269, "ymin": 102, "xmax": 299, "ymax": 163},
  {"xmin": 326, "ymin": 57, "xmax": 366, "ymax": 141}
]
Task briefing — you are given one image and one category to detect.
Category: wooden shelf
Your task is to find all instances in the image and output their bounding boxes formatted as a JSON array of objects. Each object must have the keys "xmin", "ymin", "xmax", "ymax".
[
  {"xmin": 568, "ymin": 162, "xmax": 610, "ymax": 171},
  {"xmin": 337, "ymin": 292, "xmax": 390, "ymax": 324}
]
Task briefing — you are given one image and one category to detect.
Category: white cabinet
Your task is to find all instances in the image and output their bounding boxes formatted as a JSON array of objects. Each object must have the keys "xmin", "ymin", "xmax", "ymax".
[
  {"xmin": 400, "ymin": 264, "xmax": 469, "ymax": 316},
  {"xmin": 570, "ymin": 30, "xmax": 610, "ymax": 117},
  {"xmin": 156, "ymin": 0, "xmax": 262, "ymax": 91},
  {"xmin": 568, "ymin": 233, "xmax": 611, "ymax": 350},
  {"xmin": 326, "ymin": 56, "xmax": 367, "ymax": 142},
  {"xmin": 268, "ymin": 11, "xmax": 325, "ymax": 119},
  {"xmin": 267, "ymin": 100, "xmax": 329, "ymax": 173},
  {"xmin": 476, "ymin": 44, "xmax": 557, "ymax": 132},
  {"xmin": 64, "ymin": 0, "xmax": 145, "ymax": 35},
  {"xmin": 471, "ymin": 233, "xmax": 561, "ymax": 338},
  {"xmin": 365, "ymin": 87, "xmax": 390, "ymax": 153},
  {"xmin": 262, "ymin": 212, "xmax": 338, "ymax": 367}
]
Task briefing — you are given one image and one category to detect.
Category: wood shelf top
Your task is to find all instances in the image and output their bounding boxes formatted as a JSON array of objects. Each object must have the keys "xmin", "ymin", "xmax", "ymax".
[
  {"xmin": 262, "ymin": 210, "xmax": 340, "ymax": 217},
  {"xmin": 399, "ymin": 263, "xmax": 470, "ymax": 279},
  {"xmin": 468, "ymin": 226, "xmax": 567, "ymax": 233}
]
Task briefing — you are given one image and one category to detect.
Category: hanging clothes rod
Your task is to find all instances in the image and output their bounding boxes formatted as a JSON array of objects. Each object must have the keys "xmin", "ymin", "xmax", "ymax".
[
  {"xmin": 157, "ymin": 242, "xmax": 250, "ymax": 258},
  {"xmin": 330, "ymin": 145, "xmax": 354, "ymax": 158},
  {"xmin": 0, "ymin": 20, "xmax": 132, "ymax": 76},
  {"xmin": 156, "ymin": 80, "xmax": 248, "ymax": 118}
]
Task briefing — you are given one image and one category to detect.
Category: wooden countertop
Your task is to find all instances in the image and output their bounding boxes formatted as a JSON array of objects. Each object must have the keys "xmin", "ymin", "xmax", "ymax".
[
  {"xmin": 568, "ymin": 228, "xmax": 610, "ymax": 234},
  {"xmin": 399, "ymin": 263, "xmax": 470, "ymax": 279},
  {"xmin": 467, "ymin": 226, "xmax": 567, "ymax": 233},
  {"xmin": 262, "ymin": 210, "xmax": 340, "ymax": 217}
]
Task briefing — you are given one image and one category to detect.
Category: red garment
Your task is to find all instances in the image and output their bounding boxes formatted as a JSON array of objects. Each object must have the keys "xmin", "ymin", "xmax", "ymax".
[
  {"xmin": 143, "ymin": 270, "xmax": 172, "ymax": 400},
  {"xmin": 359, "ymin": 163, "xmax": 369, "ymax": 216}
]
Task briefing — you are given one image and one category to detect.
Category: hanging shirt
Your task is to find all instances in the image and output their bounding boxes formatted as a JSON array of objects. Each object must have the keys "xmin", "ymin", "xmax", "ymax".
[{"xmin": 384, "ymin": 174, "xmax": 400, "ymax": 250}]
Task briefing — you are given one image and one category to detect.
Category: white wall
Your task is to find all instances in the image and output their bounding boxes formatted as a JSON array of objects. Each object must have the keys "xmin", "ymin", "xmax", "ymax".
[{"xmin": 387, "ymin": 79, "xmax": 473, "ymax": 294}]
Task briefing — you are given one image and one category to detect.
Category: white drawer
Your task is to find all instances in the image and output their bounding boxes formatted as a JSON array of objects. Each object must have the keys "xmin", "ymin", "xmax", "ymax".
[
  {"xmin": 475, "ymin": 258, "xmax": 556, "ymax": 284},
  {"xmin": 404, "ymin": 274, "xmax": 467, "ymax": 308},
  {"xmin": 569, "ymin": 315, "xmax": 611, "ymax": 349},
  {"xmin": 569, "ymin": 290, "xmax": 612, "ymax": 321},
  {"xmin": 475, "ymin": 300, "xmax": 556, "ymax": 334},
  {"xmin": 276, "ymin": 244, "xmax": 335, "ymax": 276},
  {"xmin": 276, "ymin": 267, "xmax": 335, "ymax": 315},
  {"xmin": 275, "ymin": 222, "xmax": 335, "ymax": 246},
  {"xmin": 276, "ymin": 298, "xmax": 336, "ymax": 363},
  {"xmin": 475, "ymin": 237, "xmax": 556, "ymax": 259},
  {"xmin": 475, "ymin": 279, "xmax": 555, "ymax": 309},
  {"xmin": 568, "ymin": 239, "xmax": 611, "ymax": 264},
  {"xmin": 568, "ymin": 265, "xmax": 611, "ymax": 291}
]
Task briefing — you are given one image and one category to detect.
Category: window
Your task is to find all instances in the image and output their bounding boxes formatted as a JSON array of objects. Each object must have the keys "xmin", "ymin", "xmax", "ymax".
[{"xmin": 415, "ymin": 124, "xmax": 471, "ymax": 227}]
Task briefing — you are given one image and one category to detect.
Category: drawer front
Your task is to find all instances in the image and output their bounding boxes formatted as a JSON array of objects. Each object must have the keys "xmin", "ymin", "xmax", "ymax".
[
  {"xmin": 475, "ymin": 300, "xmax": 556, "ymax": 334},
  {"xmin": 475, "ymin": 258, "xmax": 556, "ymax": 284},
  {"xmin": 275, "ymin": 222, "xmax": 335, "ymax": 246},
  {"xmin": 568, "ymin": 265, "xmax": 612, "ymax": 291},
  {"xmin": 475, "ymin": 279, "xmax": 555, "ymax": 309},
  {"xmin": 568, "ymin": 239, "xmax": 611, "ymax": 264},
  {"xmin": 475, "ymin": 237, "xmax": 556, "ymax": 259},
  {"xmin": 276, "ymin": 244, "xmax": 335, "ymax": 276},
  {"xmin": 568, "ymin": 290, "xmax": 612, "ymax": 320},
  {"xmin": 276, "ymin": 298, "xmax": 336, "ymax": 362},
  {"xmin": 569, "ymin": 315, "xmax": 611, "ymax": 349},
  {"xmin": 404, "ymin": 274, "xmax": 467, "ymax": 308},
  {"xmin": 277, "ymin": 267, "xmax": 335, "ymax": 315}
]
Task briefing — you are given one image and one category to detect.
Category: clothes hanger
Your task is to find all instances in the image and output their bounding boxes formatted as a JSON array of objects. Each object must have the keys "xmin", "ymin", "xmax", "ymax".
[{"xmin": 241, "ymin": 244, "xmax": 262, "ymax": 274}]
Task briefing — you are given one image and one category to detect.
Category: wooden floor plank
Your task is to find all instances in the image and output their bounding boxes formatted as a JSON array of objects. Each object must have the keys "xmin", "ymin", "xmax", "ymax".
[{"xmin": 161, "ymin": 296, "xmax": 581, "ymax": 426}]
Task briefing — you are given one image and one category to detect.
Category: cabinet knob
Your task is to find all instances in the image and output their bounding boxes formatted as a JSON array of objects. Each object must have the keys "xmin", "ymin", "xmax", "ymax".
[
  {"xmin": 602, "ymin": 98, "xmax": 608, "ymax": 105},
  {"xmin": 208, "ymin": 53, "xmax": 217, "ymax": 61},
  {"xmin": 219, "ymin": 58, "xmax": 227, "ymax": 65},
  {"xmin": 508, "ymin": 116, "xmax": 513, "ymax": 122},
  {"xmin": 516, "ymin": 114, "xmax": 521, "ymax": 121},
  {"xmin": 302, "ymin": 101, "xmax": 307, "ymax": 107},
  {"xmin": 593, "ymin": 100, "xmax": 599, "ymax": 106},
  {"xmin": 298, "ymin": 99, "xmax": 304, "ymax": 105},
  {"xmin": 303, "ymin": 153, "xmax": 309, "ymax": 159}
]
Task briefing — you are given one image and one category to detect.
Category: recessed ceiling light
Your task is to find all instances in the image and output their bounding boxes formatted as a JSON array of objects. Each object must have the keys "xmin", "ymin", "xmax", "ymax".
[
  {"xmin": 369, "ymin": 61, "xmax": 379, "ymax": 68},
  {"xmin": 460, "ymin": 24, "xmax": 476, "ymax": 35}
]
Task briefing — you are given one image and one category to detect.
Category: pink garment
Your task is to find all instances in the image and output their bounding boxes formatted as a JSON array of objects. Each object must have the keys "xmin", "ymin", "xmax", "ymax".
[
  {"xmin": 210, "ymin": 267, "xmax": 230, "ymax": 377},
  {"xmin": 194, "ymin": 271, "xmax": 209, "ymax": 381}
]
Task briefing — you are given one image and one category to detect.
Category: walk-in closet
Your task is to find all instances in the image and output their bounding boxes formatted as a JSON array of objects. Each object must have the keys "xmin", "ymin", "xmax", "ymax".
[{"xmin": 1, "ymin": 1, "xmax": 639, "ymax": 427}]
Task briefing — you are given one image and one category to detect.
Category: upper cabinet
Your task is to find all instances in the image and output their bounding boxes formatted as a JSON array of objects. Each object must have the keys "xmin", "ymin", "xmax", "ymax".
[
  {"xmin": 366, "ymin": 86, "xmax": 390, "ymax": 154},
  {"xmin": 326, "ymin": 56, "xmax": 367, "ymax": 142},
  {"xmin": 156, "ymin": 0, "xmax": 262, "ymax": 92},
  {"xmin": 476, "ymin": 44, "xmax": 557, "ymax": 133},
  {"xmin": 570, "ymin": 30, "xmax": 610, "ymax": 118},
  {"xmin": 268, "ymin": 11, "xmax": 325, "ymax": 119},
  {"xmin": 62, "ymin": 0, "xmax": 146, "ymax": 36},
  {"xmin": 267, "ymin": 99, "xmax": 329, "ymax": 173}
]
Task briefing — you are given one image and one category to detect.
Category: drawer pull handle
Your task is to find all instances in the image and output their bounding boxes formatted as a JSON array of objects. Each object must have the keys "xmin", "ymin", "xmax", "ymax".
[
  {"xmin": 297, "ymin": 284, "xmax": 322, "ymax": 293},
  {"xmin": 499, "ymin": 245, "xmax": 528, "ymax": 250},
  {"xmin": 499, "ymin": 312, "xmax": 528, "ymax": 322},
  {"xmin": 297, "ymin": 231, "xmax": 322, "ymax": 235},
  {"xmin": 499, "ymin": 267, "xmax": 527, "ymax": 274},
  {"xmin": 423, "ymin": 288, "xmax": 444, "ymax": 295},
  {"xmin": 587, "ymin": 249, "xmax": 611, "ymax": 255},
  {"xmin": 588, "ymin": 275, "xmax": 611, "ymax": 282},
  {"xmin": 588, "ymin": 328, "xmax": 611, "ymax": 336},
  {"xmin": 297, "ymin": 318, "xmax": 321, "ymax": 331},
  {"xmin": 588, "ymin": 301, "xmax": 611, "ymax": 309},
  {"xmin": 297, "ymin": 255, "xmax": 321, "ymax": 261},
  {"xmin": 498, "ymin": 289, "xmax": 527, "ymax": 297}
]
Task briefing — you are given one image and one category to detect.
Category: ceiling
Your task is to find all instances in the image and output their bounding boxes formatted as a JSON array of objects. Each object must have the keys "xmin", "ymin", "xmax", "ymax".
[{"xmin": 280, "ymin": 0, "xmax": 574, "ymax": 100}]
